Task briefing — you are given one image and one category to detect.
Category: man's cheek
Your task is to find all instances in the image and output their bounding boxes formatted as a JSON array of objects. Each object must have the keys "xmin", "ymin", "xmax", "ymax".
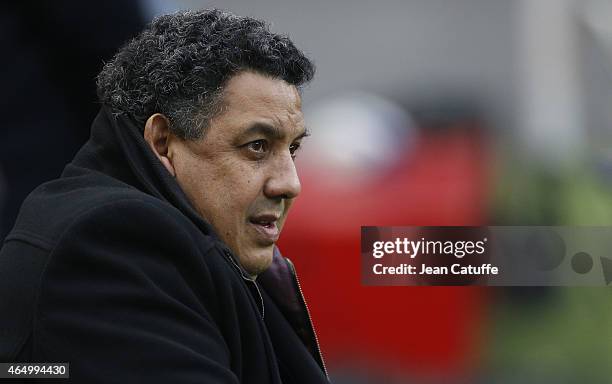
[
  {"xmin": 277, "ymin": 214, "xmax": 289, "ymax": 232},
  {"xmin": 282, "ymin": 201, "xmax": 294, "ymax": 220}
]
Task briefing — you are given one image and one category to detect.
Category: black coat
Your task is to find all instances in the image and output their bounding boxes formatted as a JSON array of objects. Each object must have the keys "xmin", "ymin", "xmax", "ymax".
[{"xmin": 0, "ymin": 108, "xmax": 329, "ymax": 383}]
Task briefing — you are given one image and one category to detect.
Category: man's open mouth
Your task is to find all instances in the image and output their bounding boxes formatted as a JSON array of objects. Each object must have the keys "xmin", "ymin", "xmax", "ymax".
[
  {"xmin": 249, "ymin": 214, "xmax": 280, "ymax": 243},
  {"xmin": 252, "ymin": 220, "xmax": 275, "ymax": 229}
]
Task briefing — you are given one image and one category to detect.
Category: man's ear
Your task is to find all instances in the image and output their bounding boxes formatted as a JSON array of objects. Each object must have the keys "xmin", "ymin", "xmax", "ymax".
[{"xmin": 143, "ymin": 113, "xmax": 176, "ymax": 177}]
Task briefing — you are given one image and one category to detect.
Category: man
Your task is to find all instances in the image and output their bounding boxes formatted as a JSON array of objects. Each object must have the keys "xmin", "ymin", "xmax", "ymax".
[{"xmin": 0, "ymin": 9, "xmax": 328, "ymax": 383}]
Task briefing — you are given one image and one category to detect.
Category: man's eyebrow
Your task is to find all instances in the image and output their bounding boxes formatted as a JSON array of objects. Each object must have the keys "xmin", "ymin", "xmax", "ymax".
[
  {"xmin": 295, "ymin": 127, "xmax": 310, "ymax": 140},
  {"xmin": 238, "ymin": 122, "xmax": 310, "ymax": 141}
]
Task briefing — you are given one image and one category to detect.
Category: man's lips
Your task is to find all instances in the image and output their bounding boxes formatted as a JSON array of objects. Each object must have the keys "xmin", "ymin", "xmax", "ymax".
[{"xmin": 249, "ymin": 214, "xmax": 280, "ymax": 243}]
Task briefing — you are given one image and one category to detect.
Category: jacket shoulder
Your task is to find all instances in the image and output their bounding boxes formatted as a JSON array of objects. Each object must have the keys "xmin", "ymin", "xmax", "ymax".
[
  {"xmin": 5, "ymin": 175, "xmax": 185, "ymax": 251},
  {"xmin": 23, "ymin": 198, "xmax": 242, "ymax": 382}
]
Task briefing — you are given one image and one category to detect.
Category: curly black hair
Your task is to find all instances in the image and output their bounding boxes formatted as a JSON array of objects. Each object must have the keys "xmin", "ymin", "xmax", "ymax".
[{"xmin": 96, "ymin": 9, "xmax": 315, "ymax": 139}]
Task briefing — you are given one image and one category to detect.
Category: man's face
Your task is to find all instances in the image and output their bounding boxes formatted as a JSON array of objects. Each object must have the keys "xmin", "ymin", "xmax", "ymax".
[{"xmin": 170, "ymin": 71, "xmax": 306, "ymax": 278}]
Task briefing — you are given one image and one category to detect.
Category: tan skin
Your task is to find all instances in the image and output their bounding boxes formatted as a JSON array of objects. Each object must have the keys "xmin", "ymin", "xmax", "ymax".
[{"xmin": 143, "ymin": 71, "xmax": 306, "ymax": 278}]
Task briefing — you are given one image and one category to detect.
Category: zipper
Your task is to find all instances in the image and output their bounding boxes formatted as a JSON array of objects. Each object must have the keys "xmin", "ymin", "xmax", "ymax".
[
  {"xmin": 222, "ymin": 249, "xmax": 265, "ymax": 320},
  {"xmin": 286, "ymin": 258, "xmax": 330, "ymax": 380}
]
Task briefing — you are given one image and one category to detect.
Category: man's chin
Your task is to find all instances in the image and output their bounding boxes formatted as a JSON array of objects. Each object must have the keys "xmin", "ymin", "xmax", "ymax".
[{"xmin": 240, "ymin": 246, "xmax": 274, "ymax": 278}]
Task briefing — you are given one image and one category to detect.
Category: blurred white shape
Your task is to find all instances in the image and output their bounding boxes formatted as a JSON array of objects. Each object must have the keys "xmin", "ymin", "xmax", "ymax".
[
  {"xmin": 517, "ymin": 0, "xmax": 584, "ymax": 166},
  {"xmin": 581, "ymin": 0, "xmax": 612, "ymax": 69},
  {"xmin": 303, "ymin": 92, "xmax": 415, "ymax": 184},
  {"xmin": 582, "ymin": 0, "xmax": 612, "ymax": 37}
]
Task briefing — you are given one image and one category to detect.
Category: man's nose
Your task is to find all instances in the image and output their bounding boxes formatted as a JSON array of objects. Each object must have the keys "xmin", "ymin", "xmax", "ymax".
[{"xmin": 264, "ymin": 153, "xmax": 301, "ymax": 199}]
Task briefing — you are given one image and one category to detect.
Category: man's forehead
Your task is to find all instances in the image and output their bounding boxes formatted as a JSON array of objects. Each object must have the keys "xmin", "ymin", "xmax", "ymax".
[
  {"xmin": 221, "ymin": 71, "xmax": 302, "ymax": 112},
  {"xmin": 209, "ymin": 71, "xmax": 305, "ymax": 138}
]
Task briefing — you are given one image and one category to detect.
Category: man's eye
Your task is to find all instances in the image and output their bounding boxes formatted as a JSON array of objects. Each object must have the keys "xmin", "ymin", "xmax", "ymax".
[
  {"xmin": 247, "ymin": 140, "xmax": 268, "ymax": 153},
  {"xmin": 289, "ymin": 142, "xmax": 302, "ymax": 159}
]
